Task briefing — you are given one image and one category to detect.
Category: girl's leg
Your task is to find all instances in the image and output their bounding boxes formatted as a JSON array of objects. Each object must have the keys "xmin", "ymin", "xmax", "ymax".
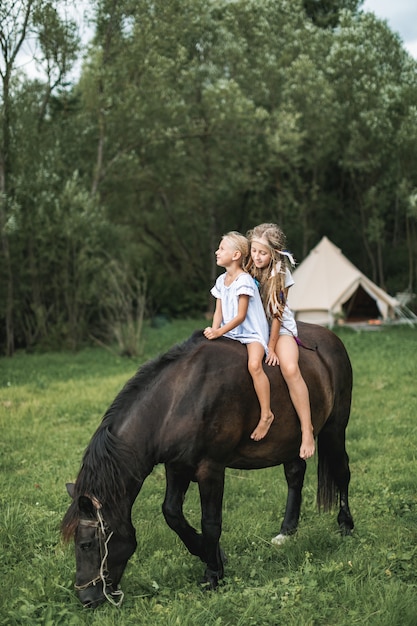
[
  {"xmin": 276, "ymin": 335, "xmax": 315, "ymax": 459},
  {"xmin": 247, "ymin": 342, "xmax": 274, "ymax": 441}
]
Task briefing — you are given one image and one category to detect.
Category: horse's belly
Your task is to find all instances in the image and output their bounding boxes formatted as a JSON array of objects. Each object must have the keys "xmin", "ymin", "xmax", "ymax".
[{"xmin": 227, "ymin": 434, "xmax": 300, "ymax": 470}]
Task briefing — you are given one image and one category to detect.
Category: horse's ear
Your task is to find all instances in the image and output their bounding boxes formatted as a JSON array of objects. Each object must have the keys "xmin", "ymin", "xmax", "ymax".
[
  {"xmin": 66, "ymin": 483, "xmax": 75, "ymax": 499},
  {"xmin": 78, "ymin": 495, "xmax": 96, "ymax": 518}
]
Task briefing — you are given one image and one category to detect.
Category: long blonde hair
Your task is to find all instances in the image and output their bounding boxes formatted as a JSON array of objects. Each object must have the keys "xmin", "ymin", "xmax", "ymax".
[{"xmin": 246, "ymin": 223, "xmax": 294, "ymax": 321}]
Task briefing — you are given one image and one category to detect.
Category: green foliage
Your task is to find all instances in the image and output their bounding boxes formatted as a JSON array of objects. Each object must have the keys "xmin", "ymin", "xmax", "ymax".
[
  {"xmin": 0, "ymin": 321, "xmax": 417, "ymax": 624},
  {"xmin": 2, "ymin": 0, "xmax": 417, "ymax": 352}
]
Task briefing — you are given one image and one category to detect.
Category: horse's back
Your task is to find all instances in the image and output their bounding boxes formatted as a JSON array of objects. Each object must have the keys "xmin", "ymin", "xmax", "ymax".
[
  {"xmin": 297, "ymin": 322, "xmax": 352, "ymax": 375},
  {"xmin": 184, "ymin": 325, "xmax": 351, "ymax": 468},
  {"xmin": 114, "ymin": 326, "xmax": 352, "ymax": 470},
  {"xmin": 177, "ymin": 323, "xmax": 352, "ymax": 432}
]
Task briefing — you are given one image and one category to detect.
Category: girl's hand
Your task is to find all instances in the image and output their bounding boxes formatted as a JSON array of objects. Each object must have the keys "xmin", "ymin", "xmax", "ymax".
[
  {"xmin": 204, "ymin": 326, "xmax": 220, "ymax": 340},
  {"xmin": 265, "ymin": 349, "xmax": 279, "ymax": 366}
]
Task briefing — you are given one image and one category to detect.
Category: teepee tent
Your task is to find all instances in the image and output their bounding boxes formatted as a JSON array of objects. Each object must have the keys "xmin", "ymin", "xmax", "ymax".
[{"xmin": 288, "ymin": 236, "xmax": 401, "ymax": 326}]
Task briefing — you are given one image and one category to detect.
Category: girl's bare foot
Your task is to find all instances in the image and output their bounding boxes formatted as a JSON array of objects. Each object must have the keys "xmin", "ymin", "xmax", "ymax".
[
  {"xmin": 251, "ymin": 413, "xmax": 274, "ymax": 441},
  {"xmin": 299, "ymin": 430, "xmax": 315, "ymax": 459}
]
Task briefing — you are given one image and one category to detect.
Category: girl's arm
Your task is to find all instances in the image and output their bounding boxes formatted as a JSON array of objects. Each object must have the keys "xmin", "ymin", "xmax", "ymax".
[
  {"xmin": 211, "ymin": 298, "xmax": 223, "ymax": 331},
  {"xmin": 265, "ymin": 317, "xmax": 281, "ymax": 365},
  {"xmin": 204, "ymin": 295, "xmax": 249, "ymax": 340}
]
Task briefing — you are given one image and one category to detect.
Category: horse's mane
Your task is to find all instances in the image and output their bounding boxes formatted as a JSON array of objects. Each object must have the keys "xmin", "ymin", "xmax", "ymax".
[
  {"xmin": 61, "ymin": 331, "xmax": 205, "ymax": 540},
  {"xmin": 101, "ymin": 330, "xmax": 205, "ymax": 430},
  {"xmin": 61, "ymin": 426, "xmax": 137, "ymax": 540}
]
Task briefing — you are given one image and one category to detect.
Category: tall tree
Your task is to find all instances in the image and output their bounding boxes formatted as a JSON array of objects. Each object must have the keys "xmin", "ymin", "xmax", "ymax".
[
  {"xmin": 2, "ymin": 0, "xmax": 417, "ymax": 352},
  {"xmin": 0, "ymin": 0, "xmax": 79, "ymax": 354},
  {"xmin": 325, "ymin": 11, "xmax": 417, "ymax": 289},
  {"xmin": 0, "ymin": 0, "xmax": 34, "ymax": 355}
]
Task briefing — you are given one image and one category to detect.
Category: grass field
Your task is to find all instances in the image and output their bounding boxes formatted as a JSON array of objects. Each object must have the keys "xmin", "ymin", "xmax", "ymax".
[{"xmin": 1, "ymin": 320, "xmax": 416, "ymax": 625}]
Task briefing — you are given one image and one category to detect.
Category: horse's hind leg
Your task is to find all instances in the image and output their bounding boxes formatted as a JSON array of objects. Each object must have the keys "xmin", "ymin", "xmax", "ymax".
[
  {"xmin": 317, "ymin": 429, "xmax": 354, "ymax": 535},
  {"xmin": 272, "ymin": 457, "xmax": 306, "ymax": 545},
  {"xmin": 162, "ymin": 464, "xmax": 207, "ymax": 562}
]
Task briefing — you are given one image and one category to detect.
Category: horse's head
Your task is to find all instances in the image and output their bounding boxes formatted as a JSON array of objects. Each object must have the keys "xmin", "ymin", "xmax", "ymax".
[{"xmin": 65, "ymin": 485, "xmax": 137, "ymax": 609}]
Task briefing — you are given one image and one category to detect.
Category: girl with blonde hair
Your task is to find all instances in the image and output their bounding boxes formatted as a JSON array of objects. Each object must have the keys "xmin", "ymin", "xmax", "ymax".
[
  {"xmin": 204, "ymin": 232, "xmax": 274, "ymax": 437},
  {"xmin": 246, "ymin": 223, "xmax": 315, "ymax": 459}
]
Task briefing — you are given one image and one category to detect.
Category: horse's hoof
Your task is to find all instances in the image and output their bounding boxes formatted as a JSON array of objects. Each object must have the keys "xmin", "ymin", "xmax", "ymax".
[
  {"xmin": 199, "ymin": 577, "xmax": 218, "ymax": 592},
  {"xmin": 338, "ymin": 513, "xmax": 354, "ymax": 536},
  {"xmin": 200, "ymin": 567, "xmax": 223, "ymax": 591},
  {"xmin": 271, "ymin": 533, "xmax": 290, "ymax": 546},
  {"xmin": 200, "ymin": 580, "xmax": 216, "ymax": 592},
  {"xmin": 339, "ymin": 524, "xmax": 353, "ymax": 537}
]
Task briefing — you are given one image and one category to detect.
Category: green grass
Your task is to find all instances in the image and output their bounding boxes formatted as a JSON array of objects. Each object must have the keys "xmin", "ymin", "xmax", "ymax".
[{"xmin": 1, "ymin": 321, "xmax": 416, "ymax": 625}]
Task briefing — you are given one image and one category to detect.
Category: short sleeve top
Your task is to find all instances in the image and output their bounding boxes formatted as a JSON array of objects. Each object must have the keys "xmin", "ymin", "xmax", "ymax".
[{"xmin": 211, "ymin": 272, "xmax": 270, "ymax": 353}]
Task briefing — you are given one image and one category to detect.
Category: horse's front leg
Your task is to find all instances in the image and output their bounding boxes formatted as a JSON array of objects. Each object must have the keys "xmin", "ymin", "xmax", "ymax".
[
  {"xmin": 162, "ymin": 464, "xmax": 207, "ymax": 562},
  {"xmin": 196, "ymin": 462, "xmax": 225, "ymax": 590},
  {"xmin": 272, "ymin": 456, "xmax": 306, "ymax": 545}
]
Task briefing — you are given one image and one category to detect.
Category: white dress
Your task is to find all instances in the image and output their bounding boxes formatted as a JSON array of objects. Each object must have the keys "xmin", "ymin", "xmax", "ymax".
[{"xmin": 211, "ymin": 272, "xmax": 269, "ymax": 354}]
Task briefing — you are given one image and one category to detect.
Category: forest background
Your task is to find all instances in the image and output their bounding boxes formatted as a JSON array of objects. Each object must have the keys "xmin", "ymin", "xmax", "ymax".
[{"xmin": 1, "ymin": 0, "xmax": 417, "ymax": 356}]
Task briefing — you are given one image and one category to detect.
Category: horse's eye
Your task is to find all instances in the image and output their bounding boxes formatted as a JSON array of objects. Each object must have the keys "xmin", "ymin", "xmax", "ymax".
[{"xmin": 80, "ymin": 541, "xmax": 92, "ymax": 551}]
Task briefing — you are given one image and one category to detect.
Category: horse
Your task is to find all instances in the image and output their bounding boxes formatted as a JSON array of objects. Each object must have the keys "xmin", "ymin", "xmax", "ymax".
[{"xmin": 61, "ymin": 322, "xmax": 354, "ymax": 608}]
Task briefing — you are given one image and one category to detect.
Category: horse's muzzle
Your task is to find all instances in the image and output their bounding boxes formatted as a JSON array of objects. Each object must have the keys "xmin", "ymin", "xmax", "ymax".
[{"xmin": 77, "ymin": 584, "xmax": 107, "ymax": 609}]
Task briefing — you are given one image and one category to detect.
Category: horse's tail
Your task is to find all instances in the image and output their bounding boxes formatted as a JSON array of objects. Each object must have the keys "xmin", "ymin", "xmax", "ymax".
[
  {"xmin": 316, "ymin": 434, "xmax": 339, "ymax": 512},
  {"xmin": 314, "ymin": 330, "xmax": 352, "ymax": 513}
]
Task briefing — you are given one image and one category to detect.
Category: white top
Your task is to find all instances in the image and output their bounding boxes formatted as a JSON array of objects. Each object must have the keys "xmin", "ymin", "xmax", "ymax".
[{"xmin": 211, "ymin": 272, "xmax": 269, "ymax": 354}]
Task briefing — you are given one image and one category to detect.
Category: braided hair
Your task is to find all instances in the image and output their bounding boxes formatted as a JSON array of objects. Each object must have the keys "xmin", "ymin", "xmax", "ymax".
[{"xmin": 246, "ymin": 223, "xmax": 295, "ymax": 322}]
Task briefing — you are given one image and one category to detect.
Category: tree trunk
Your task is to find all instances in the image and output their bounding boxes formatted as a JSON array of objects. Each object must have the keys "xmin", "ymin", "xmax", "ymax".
[
  {"xmin": 0, "ymin": 72, "xmax": 14, "ymax": 355},
  {"xmin": 0, "ymin": 1, "xmax": 36, "ymax": 354},
  {"xmin": 0, "ymin": 193, "xmax": 14, "ymax": 356}
]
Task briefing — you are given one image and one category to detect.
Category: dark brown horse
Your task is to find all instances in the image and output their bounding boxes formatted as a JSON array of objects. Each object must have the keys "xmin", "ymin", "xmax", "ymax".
[{"xmin": 62, "ymin": 323, "xmax": 354, "ymax": 608}]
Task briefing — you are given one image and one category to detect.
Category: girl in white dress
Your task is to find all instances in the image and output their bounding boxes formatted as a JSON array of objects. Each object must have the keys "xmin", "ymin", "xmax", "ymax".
[
  {"xmin": 246, "ymin": 223, "xmax": 315, "ymax": 459},
  {"xmin": 204, "ymin": 232, "xmax": 274, "ymax": 440}
]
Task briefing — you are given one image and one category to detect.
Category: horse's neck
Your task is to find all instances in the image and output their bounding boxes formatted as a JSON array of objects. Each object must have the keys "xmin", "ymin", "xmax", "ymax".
[
  {"xmin": 103, "ymin": 475, "xmax": 145, "ymax": 535},
  {"xmin": 115, "ymin": 383, "xmax": 172, "ymax": 469}
]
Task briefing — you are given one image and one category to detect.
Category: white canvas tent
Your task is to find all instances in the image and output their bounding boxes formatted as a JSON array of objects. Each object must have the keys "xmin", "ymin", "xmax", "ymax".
[{"xmin": 288, "ymin": 236, "xmax": 402, "ymax": 326}]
